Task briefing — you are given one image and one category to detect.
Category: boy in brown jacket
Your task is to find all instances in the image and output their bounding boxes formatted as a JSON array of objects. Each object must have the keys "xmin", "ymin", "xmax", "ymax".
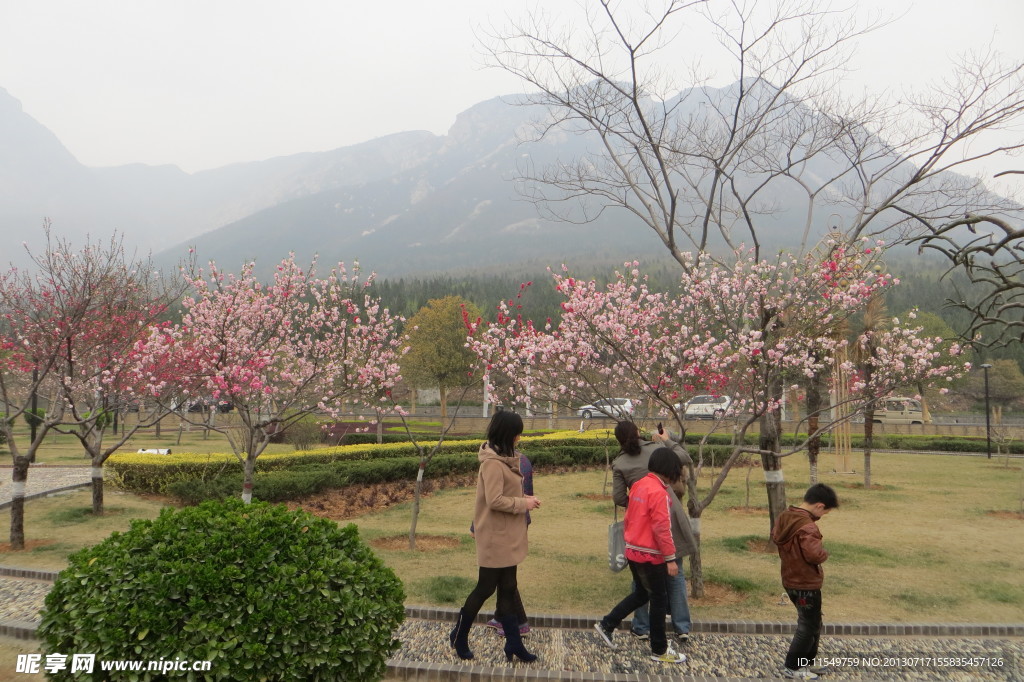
[{"xmin": 771, "ymin": 483, "xmax": 839, "ymax": 680}]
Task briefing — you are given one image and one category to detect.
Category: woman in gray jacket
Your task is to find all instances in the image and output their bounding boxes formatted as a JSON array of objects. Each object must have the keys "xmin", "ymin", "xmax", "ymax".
[
  {"xmin": 449, "ymin": 410, "xmax": 541, "ymax": 662},
  {"xmin": 612, "ymin": 420, "xmax": 697, "ymax": 642}
]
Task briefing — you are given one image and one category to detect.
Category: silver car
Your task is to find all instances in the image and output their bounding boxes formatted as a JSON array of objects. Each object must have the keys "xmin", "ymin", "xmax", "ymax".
[{"xmin": 577, "ymin": 398, "xmax": 636, "ymax": 419}]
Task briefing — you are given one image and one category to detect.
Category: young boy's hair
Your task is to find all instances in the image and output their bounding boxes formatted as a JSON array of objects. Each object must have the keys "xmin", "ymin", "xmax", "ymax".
[
  {"xmin": 648, "ymin": 447, "xmax": 683, "ymax": 484},
  {"xmin": 804, "ymin": 483, "xmax": 839, "ymax": 509}
]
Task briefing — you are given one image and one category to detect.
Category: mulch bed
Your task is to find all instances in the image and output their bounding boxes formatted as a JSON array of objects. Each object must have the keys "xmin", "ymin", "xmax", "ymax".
[{"xmin": 985, "ymin": 510, "xmax": 1024, "ymax": 520}]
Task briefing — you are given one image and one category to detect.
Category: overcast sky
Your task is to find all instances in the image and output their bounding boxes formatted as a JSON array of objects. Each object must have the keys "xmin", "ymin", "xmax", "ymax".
[{"xmin": 1, "ymin": 0, "xmax": 1022, "ymax": 182}]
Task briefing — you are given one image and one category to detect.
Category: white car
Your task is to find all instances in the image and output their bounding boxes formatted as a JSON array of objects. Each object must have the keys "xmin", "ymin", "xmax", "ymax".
[
  {"xmin": 676, "ymin": 394, "xmax": 731, "ymax": 420},
  {"xmin": 577, "ymin": 398, "xmax": 636, "ymax": 420}
]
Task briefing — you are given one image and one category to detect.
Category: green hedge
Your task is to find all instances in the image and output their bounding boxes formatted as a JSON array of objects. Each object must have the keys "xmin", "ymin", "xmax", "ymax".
[
  {"xmin": 110, "ymin": 436, "xmax": 621, "ymax": 495},
  {"xmin": 161, "ymin": 443, "xmax": 739, "ymax": 505},
  {"xmin": 166, "ymin": 454, "xmax": 484, "ymax": 504},
  {"xmin": 115, "ymin": 431, "xmax": 1010, "ymax": 503},
  {"xmin": 334, "ymin": 432, "xmax": 483, "ymax": 446}
]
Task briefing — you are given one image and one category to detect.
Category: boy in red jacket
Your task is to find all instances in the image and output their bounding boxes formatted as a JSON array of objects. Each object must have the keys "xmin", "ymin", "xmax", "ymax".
[
  {"xmin": 594, "ymin": 448, "xmax": 686, "ymax": 664},
  {"xmin": 772, "ymin": 483, "xmax": 839, "ymax": 680}
]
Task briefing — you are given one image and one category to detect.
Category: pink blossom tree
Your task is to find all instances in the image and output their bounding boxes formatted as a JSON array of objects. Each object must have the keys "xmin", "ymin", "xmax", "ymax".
[
  {"xmin": 471, "ymin": 242, "xmax": 964, "ymax": 594},
  {"xmin": 848, "ymin": 311, "xmax": 969, "ymax": 486},
  {"xmin": 166, "ymin": 255, "xmax": 403, "ymax": 503}
]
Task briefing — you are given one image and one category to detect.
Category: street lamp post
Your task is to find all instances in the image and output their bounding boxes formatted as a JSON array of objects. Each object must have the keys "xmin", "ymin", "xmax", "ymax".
[{"xmin": 980, "ymin": 363, "xmax": 993, "ymax": 459}]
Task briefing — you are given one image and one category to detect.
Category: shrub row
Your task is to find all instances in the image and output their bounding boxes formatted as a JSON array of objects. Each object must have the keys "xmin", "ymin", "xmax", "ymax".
[
  {"xmin": 109, "ymin": 434, "xmax": 619, "ymax": 495},
  {"xmin": 679, "ymin": 431, "xmax": 1015, "ymax": 453},
  {"xmin": 161, "ymin": 443, "xmax": 737, "ymax": 505},
  {"xmin": 166, "ymin": 454, "xmax": 483, "ymax": 504},
  {"xmin": 110, "ymin": 428, "xmax": 1005, "ymax": 500}
]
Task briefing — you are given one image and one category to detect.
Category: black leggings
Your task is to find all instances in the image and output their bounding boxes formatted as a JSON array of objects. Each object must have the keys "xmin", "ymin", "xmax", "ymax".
[{"xmin": 461, "ymin": 566, "xmax": 518, "ymax": 621}]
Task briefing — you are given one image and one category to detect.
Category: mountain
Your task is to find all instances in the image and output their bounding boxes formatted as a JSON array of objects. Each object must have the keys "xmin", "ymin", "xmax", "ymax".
[
  {"xmin": 0, "ymin": 84, "xmax": 1006, "ymax": 278},
  {"xmin": 173, "ymin": 96, "xmax": 672, "ymax": 277}
]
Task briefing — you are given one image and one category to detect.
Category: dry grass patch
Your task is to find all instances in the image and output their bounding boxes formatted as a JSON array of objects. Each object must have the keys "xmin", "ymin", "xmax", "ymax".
[
  {"xmin": 336, "ymin": 453, "xmax": 1024, "ymax": 622},
  {"xmin": 0, "ymin": 490, "xmax": 166, "ymax": 571},
  {"xmin": 985, "ymin": 510, "xmax": 1024, "ymax": 520},
  {"xmin": 0, "ymin": 451, "xmax": 1022, "ymax": 626},
  {"xmin": 370, "ymin": 534, "xmax": 460, "ymax": 551},
  {"xmin": 728, "ymin": 506, "xmax": 769, "ymax": 516}
]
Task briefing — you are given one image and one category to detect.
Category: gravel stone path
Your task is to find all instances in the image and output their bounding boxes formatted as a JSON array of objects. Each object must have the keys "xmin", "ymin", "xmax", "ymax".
[
  {"xmin": 0, "ymin": 577, "xmax": 51, "ymax": 623},
  {"xmin": 4, "ymin": 574, "xmax": 1020, "ymax": 682},
  {"xmin": 0, "ymin": 467, "xmax": 92, "ymax": 507},
  {"xmin": 391, "ymin": 621, "xmax": 1022, "ymax": 680}
]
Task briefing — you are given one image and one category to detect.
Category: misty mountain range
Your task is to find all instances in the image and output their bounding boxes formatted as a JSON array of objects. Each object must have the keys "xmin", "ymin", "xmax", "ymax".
[{"xmin": 0, "ymin": 84, "xmax": 992, "ymax": 278}]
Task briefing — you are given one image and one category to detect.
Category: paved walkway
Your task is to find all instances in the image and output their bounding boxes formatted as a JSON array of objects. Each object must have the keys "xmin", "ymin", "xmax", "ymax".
[
  {"xmin": 0, "ymin": 466, "xmax": 93, "ymax": 509},
  {"xmin": 2, "ymin": 576, "xmax": 1021, "ymax": 681}
]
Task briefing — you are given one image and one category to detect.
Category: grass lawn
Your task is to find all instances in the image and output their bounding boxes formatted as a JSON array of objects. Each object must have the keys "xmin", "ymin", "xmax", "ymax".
[
  {"xmin": 1, "ymin": 418, "xmax": 296, "ymax": 466},
  {"xmin": 0, "ymin": 451, "xmax": 1021, "ymax": 622},
  {"xmin": 350, "ymin": 451, "xmax": 1024, "ymax": 624}
]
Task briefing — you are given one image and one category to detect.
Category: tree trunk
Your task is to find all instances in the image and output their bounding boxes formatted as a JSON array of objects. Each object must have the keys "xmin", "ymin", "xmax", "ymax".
[
  {"xmin": 863, "ymin": 408, "xmax": 874, "ymax": 489},
  {"xmin": 760, "ymin": 381, "xmax": 787, "ymax": 536},
  {"xmin": 91, "ymin": 461, "xmax": 105, "ymax": 515},
  {"xmin": 408, "ymin": 460, "xmax": 426, "ymax": 549},
  {"xmin": 377, "ymin": 418, "xmax": 384, "ymax": 445},
  {"xmin": 688, "ymin": 516, "xmax": 704, "ymax": 598},
  {"xmin": 242, "ymin": 455, "xmax": 257, "ymax": 504},
  {"xmin": 807, "ymin": 374, "xmax": 822, "ymax": 485},
  {"xmin": 439, "ymin": 386, "xmax": 448, "ymax": 421},
  {"xmin": 9, "ymin": 455, "xmax": 30, "ymax": 549}
]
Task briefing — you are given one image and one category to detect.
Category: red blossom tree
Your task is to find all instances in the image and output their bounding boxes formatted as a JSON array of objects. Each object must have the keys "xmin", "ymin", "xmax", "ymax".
[{"xmin": 0, "ymin": 228, "xmax": 188, "ymax": 544}]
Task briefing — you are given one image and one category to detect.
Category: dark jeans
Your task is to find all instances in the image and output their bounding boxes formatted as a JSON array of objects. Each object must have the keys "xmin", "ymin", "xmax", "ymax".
[
  {"xmin": 461, "ymin": 566, "xmax": 518, "ymax": 623},
  {"xmin": 785, "ymin": 588, "xmax": 822, "ymax": 671},
  {"xmin": 601, "ymin": 560, "xmax": 670, "ymax": 655}
]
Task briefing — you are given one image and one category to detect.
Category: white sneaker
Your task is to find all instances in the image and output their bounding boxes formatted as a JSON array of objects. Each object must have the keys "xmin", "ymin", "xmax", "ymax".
[
  {"xmin": 650, "ymin": 644, "xmax": 686, "ymax": 664},
  {"xmin": 782, "ymin": 668, "xmax": 820, "ymax": 679}
]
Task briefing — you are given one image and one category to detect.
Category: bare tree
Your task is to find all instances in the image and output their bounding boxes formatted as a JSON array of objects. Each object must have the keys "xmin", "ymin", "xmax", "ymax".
[
  {"xmin": 485, "ymin": 0, "xmax": 1024, "ymax": 522},
  {"xmin": 486, "ymin": 2, "xmax": 1024, "ymax": 263},
  {"xmin": 913, "ymin": 207, "xmax": 1024, "ymax": 347}
]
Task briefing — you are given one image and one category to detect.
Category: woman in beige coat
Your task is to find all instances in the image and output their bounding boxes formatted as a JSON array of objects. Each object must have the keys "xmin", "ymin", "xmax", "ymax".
[{"xmin": 449, "ymin": 411, "xmax": 541, "ymax": 662}]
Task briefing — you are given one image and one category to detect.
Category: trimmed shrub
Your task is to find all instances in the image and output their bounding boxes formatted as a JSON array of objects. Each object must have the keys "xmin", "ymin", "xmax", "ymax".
[
  {"xmin": 167, "ymin": 454, "xmax": 484, "ymax": 504},
  {"xmin": 38, "ymin": 499, "xmax": 405, "ymax": 681},
  {"xmin": 283, "ymin": 416, "xmax": 325, "ymax": 451},
  {"xmin": 23, "ymin": 408, "xmax": 46, "ymax": 430}
]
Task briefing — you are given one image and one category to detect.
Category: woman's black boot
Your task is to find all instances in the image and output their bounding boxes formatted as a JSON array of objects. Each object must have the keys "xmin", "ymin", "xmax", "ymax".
[
  {"xmin": 500, "ymin": 615, "xmax": 537, "ymax": 662},
  {"xmin": 449, "ymin": 608, "xmax": 474, "ymax": 660}
]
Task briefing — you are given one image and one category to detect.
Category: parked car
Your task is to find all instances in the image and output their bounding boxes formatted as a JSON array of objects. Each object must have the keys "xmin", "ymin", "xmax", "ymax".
[
  {"xmin": 870, "ymin": 397, "xmax": 927, "ymax": 425},
  {"xmin": 577, "ymin": 398, "xmax": 636, "ymax": 420},
  {"xmin": 675, "ymin": 394, "xmax": 732, "ymax": 420}
]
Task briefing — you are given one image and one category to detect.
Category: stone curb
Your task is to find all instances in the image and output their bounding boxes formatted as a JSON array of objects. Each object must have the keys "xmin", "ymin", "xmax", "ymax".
[
  {"xmin": 0, "ymin": 482, "xmax": 92, "ymax": 511},
  {"xmin": 0, "ymin": 567, "xmax": 60, "ymax": 581},
  {"xmin": 408, "ymin": 606, "xmax": 1024, "ymax": 638},
  {"xmin": 3, "ymin": 591, "xmax": 1021, "ymax": 640}
]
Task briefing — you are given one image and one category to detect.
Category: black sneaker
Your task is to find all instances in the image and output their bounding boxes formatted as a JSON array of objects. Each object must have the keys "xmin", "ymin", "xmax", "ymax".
[
  {"xmin": 593, "ymin": 622, "xmax": 616, "ymax": 649},
  {"xmin": 675, "ymin": 633, "xmax": 690, "ymax": 643},
  {"xmin": 630, "ymin": 629, "xmax": 649, "ymax": 641}
]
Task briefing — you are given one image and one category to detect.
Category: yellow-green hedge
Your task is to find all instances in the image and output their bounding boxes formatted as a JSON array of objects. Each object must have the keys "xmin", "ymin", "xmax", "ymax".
[{"xmin": 106, "ymin": 431, "xmax": 620, "ymax": 495}]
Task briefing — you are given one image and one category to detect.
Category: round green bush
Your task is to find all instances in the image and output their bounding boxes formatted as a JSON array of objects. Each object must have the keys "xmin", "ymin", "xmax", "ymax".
[{"xmin": 38, "ymin": 499, "xmax": 405, "ymax": 681}]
